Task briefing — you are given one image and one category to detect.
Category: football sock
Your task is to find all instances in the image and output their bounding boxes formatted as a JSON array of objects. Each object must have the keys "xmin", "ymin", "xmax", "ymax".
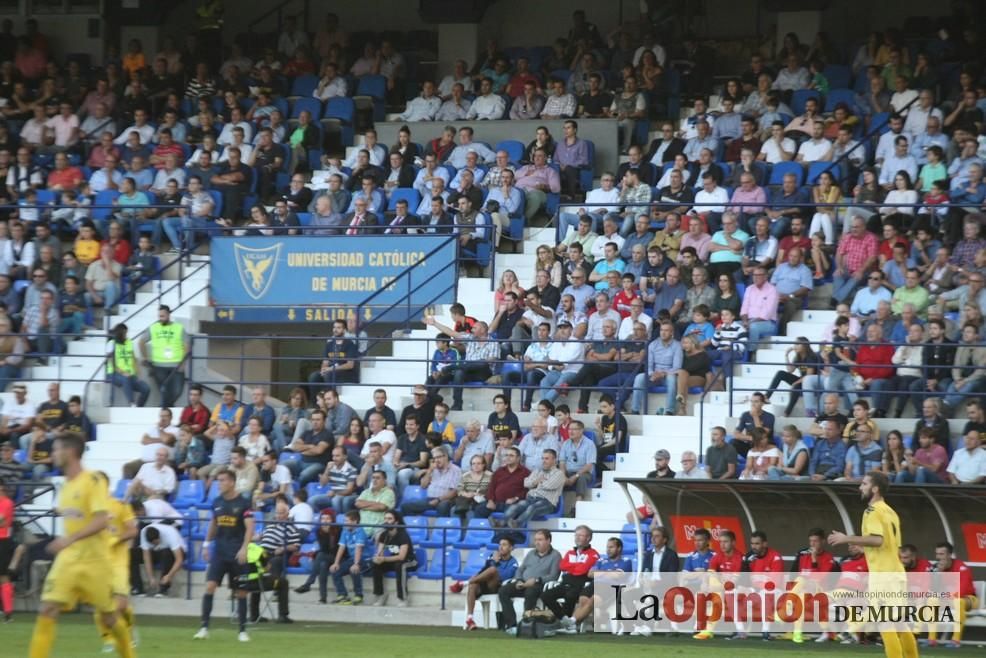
[
  {"xmin": 201, "ymin": 593, "xmax": 214, "ymax": 628},
  {"xmin": 237, "ymin": 596, "xmax": 247, "ymax": 632},
  {"xmin": 28, "ymin": 614, "xmax": 56, "ymax": 658},
  {"xmin": 0, "ymin": 581, "xmax": 12, "ymax": 615}
]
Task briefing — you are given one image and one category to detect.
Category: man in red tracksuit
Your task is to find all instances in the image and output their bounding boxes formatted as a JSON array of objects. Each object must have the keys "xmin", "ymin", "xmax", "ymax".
[
  {"xmin": 819, "ymin": 543, "xmax": 868, "ymax": 644},
  {"xmin": 927, "ymin": 541, "xmax": 978, "ymax": 648},
  {"xmin": 697, "ymin": 530, "xmax": 746, "ymax": 640},
  {"xmin": 790, "ymin": 527, "xmax": 840, "ymax": 643},
  {"xmin": 899, "ymin": 543, "xmax": 933, "ymax": 575},
  {"xmin": 542, "ymin": 524, "xmax": 598, "ymax": 630},
  {"xmin": 743, "ymin": 530, "xmax": 784, "ymax": 640}
]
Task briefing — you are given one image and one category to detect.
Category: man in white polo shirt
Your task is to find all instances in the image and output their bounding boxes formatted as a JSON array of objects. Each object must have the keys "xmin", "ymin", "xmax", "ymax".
[
  {"xmin": 128, "ymin": 446, "xmax": 177, "ymax": 499},
  {"xmin": 946, "ymin": 431, "xmax": 986, "ymax": 484}
]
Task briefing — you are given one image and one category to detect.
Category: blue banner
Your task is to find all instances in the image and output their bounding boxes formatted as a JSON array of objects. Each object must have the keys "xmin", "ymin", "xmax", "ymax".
[{"xmin": 210, "ymin": 236, "xmax": 458, "ymax": 315}]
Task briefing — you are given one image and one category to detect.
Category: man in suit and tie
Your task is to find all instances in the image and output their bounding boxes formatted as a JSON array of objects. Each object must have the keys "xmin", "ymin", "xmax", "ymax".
[
  {"xmin": 342, "ymin": 197, "xmax": 380, "ymax": 235},
  {"xmin": 383, "ymin": 198, "xmax": 420, "ymax": 235},
  {"xmin": 421, "ymin": 196, "xmax": 453, "ymax": 234}
]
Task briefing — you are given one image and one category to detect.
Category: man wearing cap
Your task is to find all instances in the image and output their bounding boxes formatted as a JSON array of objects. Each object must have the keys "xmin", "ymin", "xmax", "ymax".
[
  {"xmin": 648, "ymin": 450, "xmax": 676, "ymax": 478},
  {"xmin": 399, "ymin": 385, "xmax": 439, "ymax": 431},
  {"xmin": 6, "ymin": 384, "xmax": 36, "ymax": 450}
]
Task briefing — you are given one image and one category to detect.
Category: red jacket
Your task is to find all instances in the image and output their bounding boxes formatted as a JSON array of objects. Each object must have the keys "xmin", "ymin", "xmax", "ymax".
[
  {"xmin": 746, "ymin": 548, "xmax": 784, "ymax": 572},
  {"xmin": 836, "ymin": 554, "xmax": 868, "ymax": 589},
  {"xmin": 710, "ymin": 550, "xmax": 745, "ymax": 573},
  {"xmin": 560, "ymin": 546, "xmax": 599, "ymax": 577},
  {"xmin": 943, "ymin": 559, "xmax": 976, "ymax": 598},
  {"xmin": 855, "ymin": 343, "xmax": 896, "ymax": 380},
  {"xmin": 792, "ymin": 548, "xmax": 839, "ymax": 573},
  {"xmin": 181, "ymin": 404, "xmax": 210, "ymax": 435},
  {"xmin": 485, "ymin": 464, "xmax": 530, "ymax": 504}
]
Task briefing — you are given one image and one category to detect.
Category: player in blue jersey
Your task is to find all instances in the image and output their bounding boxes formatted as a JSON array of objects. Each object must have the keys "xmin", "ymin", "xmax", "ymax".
[{"xmin": 192, "ymin": 468, "xmax": 255, "ymax": 643}]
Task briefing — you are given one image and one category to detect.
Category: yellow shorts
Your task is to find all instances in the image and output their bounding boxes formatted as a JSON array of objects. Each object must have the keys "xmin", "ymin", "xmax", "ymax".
[
  {"xmin": 110, "ymin": 556, "xmax": 129, "ymax": 598},
  {"xmin": 41, "ymin": 556, "xmax": 115, "ymax": 614}
]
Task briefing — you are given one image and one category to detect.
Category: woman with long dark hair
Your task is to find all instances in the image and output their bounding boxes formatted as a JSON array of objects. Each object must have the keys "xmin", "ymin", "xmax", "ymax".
[{"xmin": 764, "ymin": 337, "xmax": 820, "ymax": 415}]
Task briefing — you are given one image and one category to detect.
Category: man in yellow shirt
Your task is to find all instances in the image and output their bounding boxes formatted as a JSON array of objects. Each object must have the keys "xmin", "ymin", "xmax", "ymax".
[
  {"xmin": 829, "ymin": 470, "xmax": 919, "ymax": 658},
  {"xmin": 27, "ymin": 433, "xmax": 135, "ymax": 658},
  {"xmin": 96, "ymin": 471, "xmax": 139, "ymax": 652}
]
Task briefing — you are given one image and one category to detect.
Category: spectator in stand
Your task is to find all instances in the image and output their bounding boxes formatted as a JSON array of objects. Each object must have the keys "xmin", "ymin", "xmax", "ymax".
[
  {"xmin": 702, "ymin": 426, "xmax": 737, "ymax": 480},
  {"xmin": 740, "ymin": 266, "xmax": 779, "ymax": 354},
  {"xmin": 306, "ymin": 320, "xmax": 358, "ymax": 397},
  {"xmin": 808, "ymin": 418, "xmax": 847, "ymax": 481},
  {"xmin": 555, "ymin": 120, "xmax": 590, "ymax": 197},
  {"xmin": 946, "ymin": 430, "xmax": 985, "ymax": 484},
  {"xmin": 477, "ymin": 445, "xmax": 530, "ymax": 519},
  {"xmin": 321, "ymin": 387, "xmax": 355, "ymax": 440},
  {"xmin": 840, "ymin": 424, "xmax": 884, "ymax": 481},
  {"xmin": 732, "ymin": 392, "xmax": 775, "ymax": 458},
  {"xmin": 127, "ymin": 446, "xmax": 176, "ymax": 499},
  {"xmin": 515, "ymin": 148, "xmax": 561, "ymax": 221},
  {"xmin": 502, "ymin": 448, "xmax": 564, "ymax": 528},
  {"xmin": 284, "ymin": 409, "xmax": 333, "ymax": 486},
  {"xmin": 424, "ymin": 316, "xmax": 499, "ymax": 411},
  {"xmin": 402, "ymin": 447, "xmax": 460, "ymax": 516},
  {"xmin": 311, "ymin": 446, "xmax": 359, "ymax": 514},
  {"xmin": 119, "ymin": 406, "xmax": 177, "ymax": 478},
  {"xmin": 963, "ymin": 400, "xmax": 986, "ymax": 435},
  {"xmin": 942, "ymin": 323, "xmax": 986, "ymax": 415},
  {"xmin": 898, "ymin": 426, "xmax": 949, "ymax": 484},
  {"xmin": 832, "ymin": 215, "xmax": 879, "ymax": 306},
  {"xmin": 368, "ymin": 509, "xmax": 418, "ymax": 606},
  {"xmin": 849, "ymin": 322, "xmax": 895, "ymax": 418},
  {"xmin": 466, "ymin": 77, "xmax": 506, "ymax": 120},
  {"xmin": 392, "ymin": 415, "xmax": 429, "ymax": 497},
  {"xmin": 559, "ymin": 420, "xmax": 596, "ymax": 511},
  {"xmin": 453, "ymin": 420, "xmax": 494, "ymax": 468}
]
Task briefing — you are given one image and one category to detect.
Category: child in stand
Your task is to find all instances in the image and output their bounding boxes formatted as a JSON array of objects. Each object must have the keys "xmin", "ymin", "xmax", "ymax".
[
  {"xmin": 427, "ymin": 401, "xmax": 456, "ymax": 444},
  {"xmin": 919, "ymin": 179, "xmax": 949, "ymax": 227},
  {"xmin": 73, "ymin": 222, "xmax": 101, "ymax": 265},
  {"xmin": 807, "ymin": 59, "xmax": 829, "ymax": 95},
  {"xmin": 425, "ymin": 333, "xmax": 459, "ymax": 392},
  {"xmin": 554, "ymin": 404, "xmax": 572, "ymax": 442},
  {"xmin": 808, "ymin": 231, "xmax": 831, "ymax": 282},
  {"xmin": 682, "ymin": 304, "xmax": 715, "ymax": 349},
  {"xmin": 173, "ymin": 424, "xmax": 207, "ymax": 479},
  {"xmin": 612, "ymin": 272, "xmax": 639, "ymax": 318},
  {"xmin": 58, "ymin": 275, "xmax": 88, "ymax": 335},
  {"xmin": 711, "ymin": 307, "xmax": 749, "ymax": 376},
  {"xmin": 16, "ymin": 188, "xmax": 39, "ymax": 227}
]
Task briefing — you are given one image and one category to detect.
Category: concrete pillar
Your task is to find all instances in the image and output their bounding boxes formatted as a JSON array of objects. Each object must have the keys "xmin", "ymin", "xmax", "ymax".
[{"xmin": 437, "ymin": 23, "xmax": 480, "ymax": 77}]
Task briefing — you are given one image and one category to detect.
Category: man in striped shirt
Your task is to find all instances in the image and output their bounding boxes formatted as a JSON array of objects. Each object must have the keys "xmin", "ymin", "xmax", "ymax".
[
  {"xmin": 250, "ymin": 495, "xmax": 302, "ymax": 624},
  {"xmin": 311, "ymin": 447, "xmax": 358, "ymax": 514}
]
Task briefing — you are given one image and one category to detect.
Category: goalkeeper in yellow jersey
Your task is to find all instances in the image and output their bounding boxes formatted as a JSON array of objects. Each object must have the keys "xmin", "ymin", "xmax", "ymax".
[
  {"xmin": 27, "ymin": 433, "xmax": 135, "ymax": 658},
  {"xmin": 828, "ymin": 470, "xmax": 919, "ymax": 658}
]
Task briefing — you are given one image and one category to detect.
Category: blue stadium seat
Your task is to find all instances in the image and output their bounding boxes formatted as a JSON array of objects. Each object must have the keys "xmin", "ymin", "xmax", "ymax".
[
  {"xmin": 458, "ymin": 547, "xmax": 492, "ymax": 578},
  {"xmin": 823, "ymin": 65, "xmax": 851, "ymax": 90},
  {"xmin": 824, "ymin": 88, "xmax": 857, "ymax": 113},
  {"xmin": 290, "ymin": 74, "xmax": 319, "ymax": 98},
  {"xmin": 279, "ymin": 451, "xmax": 302, "ymax": 466},
  {"xmin": 387, "ymin": 187, "xmax": 421, "ymax": 212},
  {"xmin": 404, "ymin": 516, "xmax": 429, "ymax": 545},
  {"xmin": 291, "ymin": 97, "xmax": 322, "ymax": 120},
  {"xmin": 495, "ymin": 139, "xmax": 525, "ymax": 164},
  {"xmin": 186, "ymin": 543, "xmax": 208, "ymax": 572},
  {"xmin": 768, "ymin": 161, "xmax": 804, "ymax": 186},
  {"xmin": 288, "ymin": 543, "xmax": 318, "ymax": 574},
  {"xmin": 113, "ymin": 479, "xmax": 131, "ymax": 500},
  {"xmin": 356, "ymin": 75, "xmax": 387, "ymax": 100},
  {"xmin": 422, "ymin": 517, "xmax": 461, "ymax": 548},
  {"xmin": 91, "ymin": 190, "xmax": 121, "ymax": 222},
  {"xmin": 400, "ymin": 485, "xmax": 428, "ymax": 512},
  {"xmin": 418, "ymin": 548, "xmax": 461, "ymax": 579},
  {"xmin": 196, "ymin": 481, "xmax": 220, "ymax": 509},
  {"xmin": 172, "ymin": 479, "xmax": 205, "ymax": 509},
  {"xmin": 453, "ymin": 518, "xmax": 494, "ymax": 549},
  {"xmin": 306, "ymin": 482, "xmax": 332, "ymax": 498}
]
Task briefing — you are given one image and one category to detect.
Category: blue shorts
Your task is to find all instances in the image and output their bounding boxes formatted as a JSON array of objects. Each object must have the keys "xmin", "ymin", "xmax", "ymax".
[{"xmin": 206, "ymin": 554, "xmax": 248, "ymax": 588}]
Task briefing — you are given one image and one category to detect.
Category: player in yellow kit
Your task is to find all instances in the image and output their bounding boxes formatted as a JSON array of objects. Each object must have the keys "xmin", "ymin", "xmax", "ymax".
[
  {"xmin": 828, "ymin": 470, "xmax": 919, "ymax": 658},
  {"xmin": 96, "ymin": 471, "xmax": 139, "ymax": 653},
  {"xmin": 27, "ymin": 433, "xmax": 135, "ymax": 658}
]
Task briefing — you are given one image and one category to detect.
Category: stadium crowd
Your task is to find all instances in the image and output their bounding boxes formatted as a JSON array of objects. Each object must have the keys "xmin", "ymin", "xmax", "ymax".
[{"xmin": 0, "ymin": 4, "xmax": 986, "ymax": 641}]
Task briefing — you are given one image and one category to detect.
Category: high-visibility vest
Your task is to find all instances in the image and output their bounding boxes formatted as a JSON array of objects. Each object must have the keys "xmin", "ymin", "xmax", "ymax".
[
  {"xmin": 107, "ymin": 339, "xmax": 137, "ymax": 376},
  {"xmin": 148, "ymin": 321, "xmax": 185, "ymax": 365},
  {"xmin": 245, "ymin": 542, "xmax": 266, "ymax": 581}
]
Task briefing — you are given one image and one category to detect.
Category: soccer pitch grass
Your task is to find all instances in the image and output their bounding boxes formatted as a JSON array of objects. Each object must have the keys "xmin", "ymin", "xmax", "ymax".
[{"xmin": 4, "ymin": 614, "xmax": 963, "ymax": 657}]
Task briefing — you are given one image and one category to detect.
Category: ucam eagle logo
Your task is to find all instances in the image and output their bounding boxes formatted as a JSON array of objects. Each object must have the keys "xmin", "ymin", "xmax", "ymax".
[{"xmin": 234, "ymin": 243, "xmax": 282, "ymax": 300}]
